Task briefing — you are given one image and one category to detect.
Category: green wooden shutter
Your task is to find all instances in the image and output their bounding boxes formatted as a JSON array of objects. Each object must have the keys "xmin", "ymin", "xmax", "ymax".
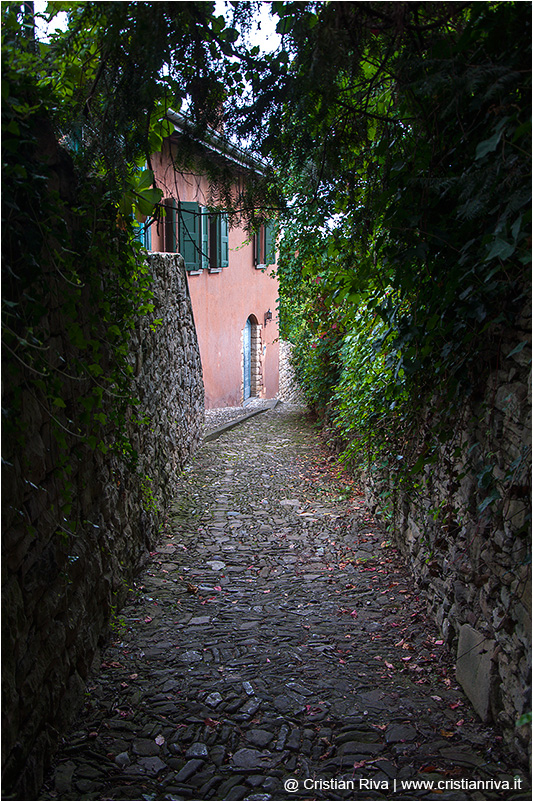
[
  {"xmin": 201, "ymin": 207, "xmax": 209, "ymax": 270},
  {"xmin": 264, "ymin": 220, "xmax": 277, "ymax": 266},
  {"xmin": 179, "ymin": 201, "xmax": 200, "ymax": 270},
  {"xmin": 219, "ymin": 213, "xmax": 229, "ymax": 268}
]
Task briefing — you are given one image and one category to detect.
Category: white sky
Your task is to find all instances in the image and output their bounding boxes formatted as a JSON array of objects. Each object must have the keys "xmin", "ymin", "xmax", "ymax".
[
  {"xmin": 35, "ymin": 1, "xmax": 281, "ymax": 53},
  {"xmin": 223, "ymin": 0, "xmax": 281, "ymax": 53}
]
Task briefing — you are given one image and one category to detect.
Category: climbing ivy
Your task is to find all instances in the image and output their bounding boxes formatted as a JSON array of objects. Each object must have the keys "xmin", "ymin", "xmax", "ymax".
[
  {"xmin": 1, "ymin": 0, "xmax": 259, "ymax": 539},
  {"xmin": 3, "ymin": 0, "xmax": 530, "ymax": 541},
  {"xmin": 263, "ymin": 1, "xmax": 531, "ymax": 525}
]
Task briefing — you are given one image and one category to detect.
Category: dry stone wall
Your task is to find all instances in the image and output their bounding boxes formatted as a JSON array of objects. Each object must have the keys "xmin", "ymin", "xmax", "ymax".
[
  {"xmin": 1, "ymin": 253, "xmax": 203, "ymax": 799},
  {"xmin": 364, "ymin": 303, "xmax": 531, "ymax": 760},
  {"xmin": 250, "ymin": 321, "xmax": 263, "ymax": 398},
  {"xmin": 278, "ymin": 339, "xmax": 304, "ymax": 404}
]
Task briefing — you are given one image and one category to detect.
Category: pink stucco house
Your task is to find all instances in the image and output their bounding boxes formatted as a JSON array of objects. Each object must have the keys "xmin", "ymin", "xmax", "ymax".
[{"xmin": 139, "ymin": 111, "xmax": 279, "ymax": 409}]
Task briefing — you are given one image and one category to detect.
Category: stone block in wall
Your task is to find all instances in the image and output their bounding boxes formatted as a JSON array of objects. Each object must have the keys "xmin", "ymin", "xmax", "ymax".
[
  {"xmin": 496, "ymin": 381, "xmax": 528, "ymax": 422},
  {"xmin": 456, "ymin": 624, "xmax": 496, "ymax": 722},
  {"xmin": 496, "ymin": 652, "xmax": 528, "ymax": 732}
]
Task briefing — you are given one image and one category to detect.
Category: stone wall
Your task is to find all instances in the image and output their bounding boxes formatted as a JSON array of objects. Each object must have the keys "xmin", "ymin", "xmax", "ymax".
[
  {"xmin": 250, "ymin": 320, "xmax": 263, "ymax": 398},
  {"xmin": 278, "ymin": 339, "xmax": 304, "ymax": 404},
  {"xmin": 1, "ymin": 253, "xmax": 204, "ymax": 799},
  {"xmin": 364, "ymin": 303, "xmax": 531, "ymax": 760}
]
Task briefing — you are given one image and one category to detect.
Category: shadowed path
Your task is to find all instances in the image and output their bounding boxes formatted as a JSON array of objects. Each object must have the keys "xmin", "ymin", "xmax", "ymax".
[{"xmin": 40, "ymin": 405, "xmax": 528, "ymax": 801}]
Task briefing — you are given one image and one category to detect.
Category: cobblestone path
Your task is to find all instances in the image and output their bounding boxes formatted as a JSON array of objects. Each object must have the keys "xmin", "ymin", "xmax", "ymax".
[{"xmin": 40, "ymin": 406, "xmax": 528, "ymax": 801}]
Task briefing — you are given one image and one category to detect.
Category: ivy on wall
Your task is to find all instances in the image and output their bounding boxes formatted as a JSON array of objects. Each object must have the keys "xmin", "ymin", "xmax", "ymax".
[
  {"xmin": 3, "ymin": 0, "xmax": 530, "ymax": 541},
  {"xmin": 2, "ymin": 17, "xmax": 150, "ymax": 542},
  {"xmin": 1, "ymin": 0, "xmax": 258, "ymax": 537},
  {"xmin": 262, "ymin": 2, "xmax": 531, "ymax": 530}
]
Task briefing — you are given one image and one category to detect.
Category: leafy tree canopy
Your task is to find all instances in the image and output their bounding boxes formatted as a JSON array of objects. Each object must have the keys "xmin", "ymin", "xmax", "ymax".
[
  {"xmin": 238, "ymin": 1, "xmax": 531, "ymax": 521},
  {"xmin": 3, "ymin": 0, "xmax": 530, "ymax": 496},
  {"xmin": 240, "ymin": 1, "xmax": 531, "ymax": 397},
  {"xmin": 1, "ymin": 0, "xmax": 262, "ymax": 481}
]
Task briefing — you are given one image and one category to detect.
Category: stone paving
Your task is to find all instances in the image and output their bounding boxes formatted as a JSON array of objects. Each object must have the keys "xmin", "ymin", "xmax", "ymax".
[
  {"xmin": 203, "ymin": 399, "xmax": 276, "ymax": 442},
  {"xmin": 39, "ymin": 405, "xmax": 530, "ymax": 801}
]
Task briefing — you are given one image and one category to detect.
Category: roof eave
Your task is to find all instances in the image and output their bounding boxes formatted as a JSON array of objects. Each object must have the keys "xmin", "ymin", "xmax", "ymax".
[{"xmin": 166, "ymin": 108, "xmax": 266, "ymax": 177}]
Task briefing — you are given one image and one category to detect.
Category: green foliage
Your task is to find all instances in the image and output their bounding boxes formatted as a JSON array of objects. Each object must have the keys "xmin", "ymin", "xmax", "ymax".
[
  {"xmin": 267, "ymin": 1, "xmax": 531, "ymax": 528},
  {"xmin": 1, "ymin": 0, "xmax": 257, "ymax": 543},
  {"xmin": 333, "ymin": 296, "xmax": 400, "ymax": 463},
  {"xmin": 516, "ymin": 712, "xmax": 532, "ymax": 728},
  {"xmin": 40, "ymin": 0, "xmax": 248, "ymax": 177},
  {"xmin": 141, "ymin": 475, "xmax": 158, "ymax": 514},
  {"xmin": 3, "ymin": 0, "xmax": 530, "ymax": 546}
]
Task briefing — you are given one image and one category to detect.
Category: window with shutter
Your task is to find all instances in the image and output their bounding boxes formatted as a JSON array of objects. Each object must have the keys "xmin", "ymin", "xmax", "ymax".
[
  {"xmin": 200, "ymin": 211, "xmax": 230, "ymax": 271},
  {"xmin": 254, "ymin": 220, "xmax": 276, "ymax": 268},
  {"xmin": 170, "ymin": 203, "xmax": 230, "ymax": 272},
  {"xmin": 179, "ymin": 201, "xmax": 201, "ymax": 271}
]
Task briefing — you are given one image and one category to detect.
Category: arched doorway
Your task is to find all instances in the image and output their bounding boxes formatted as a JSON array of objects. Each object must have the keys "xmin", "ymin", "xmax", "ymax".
[{"xmin": 243, "ymin": 315, "xmax": 261, "ymax": 402}]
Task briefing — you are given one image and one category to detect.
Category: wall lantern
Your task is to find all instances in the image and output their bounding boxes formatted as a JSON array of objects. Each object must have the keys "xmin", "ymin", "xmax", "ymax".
[{"xmin": 264, "ymin": 309, "xmax": 273, "ymax": 326}]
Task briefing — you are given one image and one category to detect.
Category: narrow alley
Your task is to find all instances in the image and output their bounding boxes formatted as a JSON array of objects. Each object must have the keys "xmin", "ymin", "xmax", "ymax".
[{"xmin": 39, "ymin": 405, "xmax": 528, "ymax": 801}]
